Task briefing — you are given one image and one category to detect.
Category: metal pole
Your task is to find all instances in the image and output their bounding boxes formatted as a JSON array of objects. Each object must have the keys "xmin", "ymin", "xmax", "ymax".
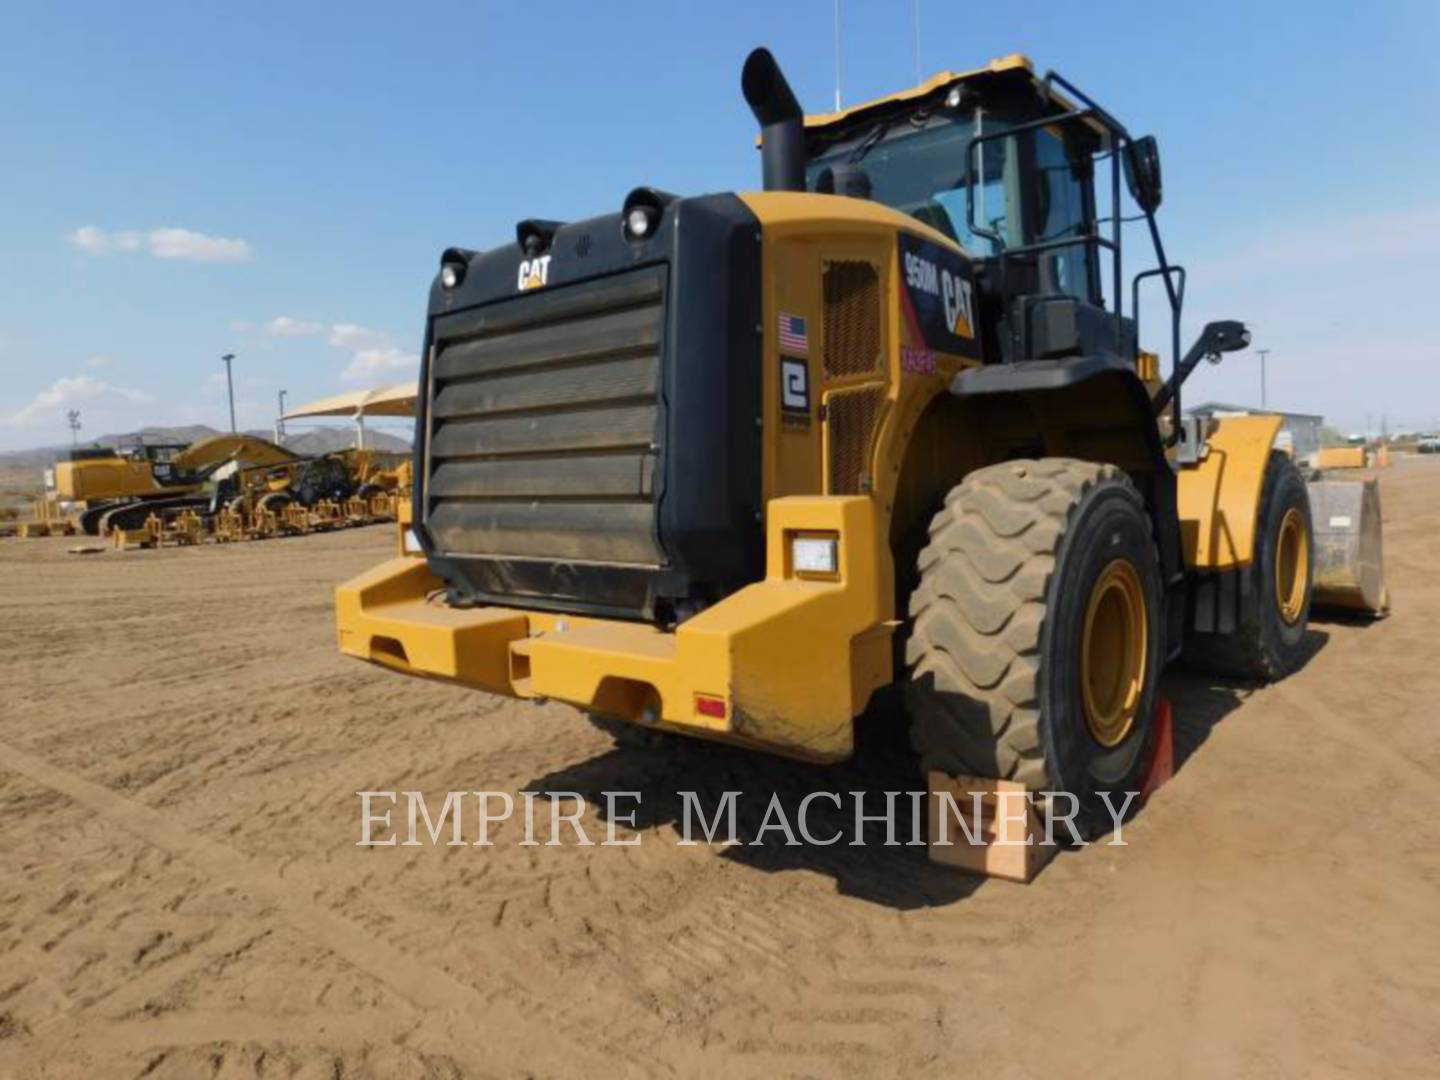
[
  {"xmin": 221, "ymin": 353, "xmax": 237, "ymax": 433},
  {"xmin": 914, "ymin": 0, "xmax": 921, "ymax": 85},
  {"xmin": 833, "ymin": 0, "xmax": 842, "ymax": 110},
  {"xmin": 1257, "ymin": 348, "xmax": 1270, "ymax": 409},
  {"xmin": 276, "ymin": 389, "xmax": 287, "ymax": 444}
]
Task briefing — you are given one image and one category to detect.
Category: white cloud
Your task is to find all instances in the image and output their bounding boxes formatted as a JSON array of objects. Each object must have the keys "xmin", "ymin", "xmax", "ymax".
[
  {"xmin": 329, "ymin": 323, "xmax": 391, "ymax": 350},
  {"xmin": 7, "ymin": 375, "xmax": 153, "ymax": 427},
  {"xmin": 67, "ymin": 225, "xmax": 142, "ymax": 255},
  {"xmin": 148, "ymin": 227, "xmax": 253, "ymax": 262},
  {"xmin": 67, "ymin": 225, "xmax": 254, "ymax": 263},
  {"xmin": 222, "ymin": 317, "xmax": 417, "ymax": 385},
  {"xmin": 342, "ymin": 345, "xmax": 418, "ymax": 382},
  {"xmin": 263, "ymin": 315, "xmax": 324, "ymax": 337},
  {"xmin": 84, "ymin": 354, "xmax": 112, "ymax": 369},
  {"xmin": 327, "ymin": 323, "xmax": 417, "ymax": 382}
]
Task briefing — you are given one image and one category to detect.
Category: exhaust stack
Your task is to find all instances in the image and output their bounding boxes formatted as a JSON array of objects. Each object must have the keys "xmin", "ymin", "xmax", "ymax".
[{"xmin": 742, "ymin": 48, "xmax": 805, "ymax": 192}]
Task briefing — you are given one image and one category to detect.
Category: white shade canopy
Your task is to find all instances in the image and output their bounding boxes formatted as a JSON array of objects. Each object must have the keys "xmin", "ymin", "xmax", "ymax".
[{"xmin": 281, "ymin": 382, "xmax": 417, "ymax": 420}]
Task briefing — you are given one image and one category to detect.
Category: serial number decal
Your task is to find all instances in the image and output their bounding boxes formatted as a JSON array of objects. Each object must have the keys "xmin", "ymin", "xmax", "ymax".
[{"xmin": 898, "ymin": 232, "xmax": 980, "ymax": 361}]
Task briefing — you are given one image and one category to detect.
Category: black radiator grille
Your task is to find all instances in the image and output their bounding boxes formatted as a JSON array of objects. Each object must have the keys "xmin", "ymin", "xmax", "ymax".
[{"xmin": 424, "ymin": 265, "xmax": 666, "ymax": 567}]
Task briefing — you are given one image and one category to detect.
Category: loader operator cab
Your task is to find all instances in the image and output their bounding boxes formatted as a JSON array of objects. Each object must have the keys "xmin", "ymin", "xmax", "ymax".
[
  {"xmin": 805, "ymin": 100, "xmax": 1100, "ymax": 301},
  {"xmin": 800, "ymin": 58, "xmax": 1174, "ymax": 380}
]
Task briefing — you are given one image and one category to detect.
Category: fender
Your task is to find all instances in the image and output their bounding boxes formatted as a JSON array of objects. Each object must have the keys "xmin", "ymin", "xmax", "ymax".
[
  {"xmin": 950, "ymin": 356, "xmax": 1183, "ymax": 585},
  {"xmin": 1175, "ymin": 413, "xmax": 1283, "ymax": 569}
]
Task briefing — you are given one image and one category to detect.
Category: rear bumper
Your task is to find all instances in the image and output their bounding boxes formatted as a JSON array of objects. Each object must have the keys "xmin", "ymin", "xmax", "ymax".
[{"xmin": 336, "ymin": 497, "xmax": 894, "ymax": 761}]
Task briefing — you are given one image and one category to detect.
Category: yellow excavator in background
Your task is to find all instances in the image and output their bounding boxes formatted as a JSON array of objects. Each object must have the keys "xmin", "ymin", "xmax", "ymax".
[{"xmin": 53, "ymin": 434, "xmax": 300, "ymax": 534}]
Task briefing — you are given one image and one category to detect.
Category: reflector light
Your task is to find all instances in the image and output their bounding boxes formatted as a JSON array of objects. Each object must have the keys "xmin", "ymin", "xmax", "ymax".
[
  {"xmin": 695, "ymin": 694, "xmax": 727, "ymax": 719},
  {"xmin": 791, "ymin": 535, "xmax": 838, "ymax": 576}
]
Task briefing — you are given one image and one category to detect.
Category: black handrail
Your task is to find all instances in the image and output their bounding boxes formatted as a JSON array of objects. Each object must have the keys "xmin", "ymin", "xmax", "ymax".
[{"xmin": 961, "ymin": 69, "xmax": 1187, "ymax": 440}]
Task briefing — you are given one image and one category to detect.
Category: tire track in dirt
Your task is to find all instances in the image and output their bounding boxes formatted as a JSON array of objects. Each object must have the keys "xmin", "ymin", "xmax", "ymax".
[{"xmin": 0, "ymin": 737, "xmax": 608, "ymax": 1077}]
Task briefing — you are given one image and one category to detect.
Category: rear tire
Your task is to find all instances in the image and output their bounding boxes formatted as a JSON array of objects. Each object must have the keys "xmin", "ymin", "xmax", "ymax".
[
  {"xmin": 905, "ymin": 459, "xmax": 1164, "ymax": 833},
  {"xmin": 1183, "ymin": 451, "xmax": 1313, "ymax": 680}
]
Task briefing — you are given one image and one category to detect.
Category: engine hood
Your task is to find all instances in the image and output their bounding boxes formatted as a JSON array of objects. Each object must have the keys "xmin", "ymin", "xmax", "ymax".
[
  {"xmin": 430, "ymin": 196, "xmax": 694, "ymax": 318},
  {"xmin": 428, "ymin": 190, "xmax": 969, "ymax": 319},
  {"xmin": 736, "ymin": 190, "xmax": 967, "ymax": 253}
]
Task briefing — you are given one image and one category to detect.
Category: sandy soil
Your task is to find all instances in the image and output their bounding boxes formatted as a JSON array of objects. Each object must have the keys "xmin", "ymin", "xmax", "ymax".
[{"xmin": 1, "ymin": 461, "xmax": 1438, "ymax": 1079}]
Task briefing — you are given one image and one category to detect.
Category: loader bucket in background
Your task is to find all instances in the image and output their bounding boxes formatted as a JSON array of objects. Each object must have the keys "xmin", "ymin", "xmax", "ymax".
[{"xmin": 1306, "ymin": 477, "xmax": 1389, "ymax": 617}]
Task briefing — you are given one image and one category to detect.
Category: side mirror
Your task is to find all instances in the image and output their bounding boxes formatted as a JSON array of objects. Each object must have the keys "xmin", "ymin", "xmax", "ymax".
[{"xmin": 1124, "ymin": 134, "xmax": 1163, "ymax": 213}]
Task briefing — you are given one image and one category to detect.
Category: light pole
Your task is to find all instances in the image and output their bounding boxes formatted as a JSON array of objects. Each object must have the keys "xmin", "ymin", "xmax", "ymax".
[
  {"xmin": 276, "ymin": 389, "xmax": 288, "ymax": 444},
  {"xmin": 1256, "ymin": 348, "xmax": 1270, "ymax": 409},
  {"xmin": 220, "ymin": 353, "xmax": 237, "ymax": 433},
  {"xmin": 66, "ymin": 410, "xmax": 81, "ymax": 447}
]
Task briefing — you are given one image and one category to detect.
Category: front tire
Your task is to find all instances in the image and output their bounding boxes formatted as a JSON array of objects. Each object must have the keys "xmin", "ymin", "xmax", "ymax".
[
  {"xmin": 905, "ymin": 459, "xmax": 1164, "ymax": 832},
  {"xmin": 1183, "ymin": 451, "xmax": 1313, "ymax": 679}
]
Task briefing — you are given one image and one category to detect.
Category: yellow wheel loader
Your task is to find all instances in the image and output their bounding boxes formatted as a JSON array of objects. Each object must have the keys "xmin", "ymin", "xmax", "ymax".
[
  {"xmin": 337, "ymin": 48, "xmax": 1373, "ymax": 830},
  {"xmin": 214, "ymin": 448, "xmax": 409, "ymax": 519}
]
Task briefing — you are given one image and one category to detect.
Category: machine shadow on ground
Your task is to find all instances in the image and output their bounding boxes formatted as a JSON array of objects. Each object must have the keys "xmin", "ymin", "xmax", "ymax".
[
  {"xmin": 1167, "ymin": 627, "xmax": 1329, "ymax": 772},
  {"xmin": 526, "ymin": 629, "xmax": 1331, "ymax": 909}
]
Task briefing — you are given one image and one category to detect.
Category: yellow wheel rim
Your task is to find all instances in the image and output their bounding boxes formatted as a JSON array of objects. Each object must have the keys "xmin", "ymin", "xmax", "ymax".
[
  {"xmin": 1275, "ymin": 507, "xmax": 1309, "ymax": 625},
  {"xmin": 1081, "ymin": 559, "xmax": 1148, "ymax": 748}
]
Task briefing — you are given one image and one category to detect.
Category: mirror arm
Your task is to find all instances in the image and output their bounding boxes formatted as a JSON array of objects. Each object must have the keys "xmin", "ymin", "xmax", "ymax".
[{"xmin": 1153, "ymin": 320, "xmax": 1250, "ymax": 418}]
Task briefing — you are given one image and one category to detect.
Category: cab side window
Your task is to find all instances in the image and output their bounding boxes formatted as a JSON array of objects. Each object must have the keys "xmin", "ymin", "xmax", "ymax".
[{"xmin": 1031, "ymin": 129, "xmax": 1097, "ymax": 303}]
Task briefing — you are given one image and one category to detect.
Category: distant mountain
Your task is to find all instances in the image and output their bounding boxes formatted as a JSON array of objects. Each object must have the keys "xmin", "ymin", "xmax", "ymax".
[{"xmin": 282, "ymin": 428, "xmax": 411, "ymax": 455}]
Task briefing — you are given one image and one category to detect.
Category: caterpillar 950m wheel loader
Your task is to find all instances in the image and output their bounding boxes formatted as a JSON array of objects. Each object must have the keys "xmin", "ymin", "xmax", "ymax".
[{"xmin": 338, "ymin": 47, "xmax": 1337, "ymax": 830}]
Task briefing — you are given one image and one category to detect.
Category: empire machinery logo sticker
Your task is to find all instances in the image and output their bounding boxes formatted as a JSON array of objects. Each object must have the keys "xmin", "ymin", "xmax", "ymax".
[
  {"xmin": 898, "ymin": 232, "xmax": 979, "ymax": 375},
  {"xmin": 778, "ymin": 311, "xmax": 811, "ymax": 420}
]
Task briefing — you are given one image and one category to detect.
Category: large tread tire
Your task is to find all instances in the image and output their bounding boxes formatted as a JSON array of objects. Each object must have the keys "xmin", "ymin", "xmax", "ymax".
[
  {"xmin": 905, "ymin": 458, "xmax": 1164, "ymax": 831},
  {"xmin": 1183, "ymin": 451, "xmax": 1313, "ymax": 680}
]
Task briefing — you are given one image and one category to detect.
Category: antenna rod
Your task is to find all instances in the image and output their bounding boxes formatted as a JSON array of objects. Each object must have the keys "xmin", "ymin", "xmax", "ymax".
[
  {"xmin": 833, "ymin": 0, "xmax": 842, "ymax": 110},
  {"xmin": 914, "ymin": 0, "xmax": 921, "ymax": 85}
]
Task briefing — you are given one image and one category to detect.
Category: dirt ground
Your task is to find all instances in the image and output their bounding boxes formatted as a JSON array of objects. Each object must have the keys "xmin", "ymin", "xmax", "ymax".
[{"xmin": 1, "ymin": 461, "xmax": 1438, "ymax": 1079}]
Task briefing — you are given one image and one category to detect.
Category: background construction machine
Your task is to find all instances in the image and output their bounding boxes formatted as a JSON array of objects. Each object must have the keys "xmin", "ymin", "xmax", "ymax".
[
  {"xmin": 53, "ymin": 435, "xmax": 411, "ymax": 536},
  {"xmin": 214, "ymin": 447, "xmax": 409, "ymax": 515},
  {"xmin": 337, "ymin": 47, "xmax": 1384, "ymax": 831},
  {"xmin": 54, "ymin": 434, "xmax": 299, "ymax": 534}
]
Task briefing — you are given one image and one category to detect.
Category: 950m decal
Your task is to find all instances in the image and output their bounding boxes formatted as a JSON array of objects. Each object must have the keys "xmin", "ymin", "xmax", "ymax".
[{"xmin": 898, "ymin": 232, "xmax": 979, "ymax": 363}]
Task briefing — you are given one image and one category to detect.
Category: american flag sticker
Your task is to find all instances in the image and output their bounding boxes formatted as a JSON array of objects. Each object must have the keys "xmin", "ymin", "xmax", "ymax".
[{"xmin": 778, "ymin": 312, "xmax": 809, "ymax": 354}]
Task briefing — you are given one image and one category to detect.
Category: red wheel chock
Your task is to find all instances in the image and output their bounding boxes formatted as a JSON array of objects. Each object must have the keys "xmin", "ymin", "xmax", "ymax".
[{"xmin": 1139, "ymin": 696, "xmax": 1175, "ymax": 802}]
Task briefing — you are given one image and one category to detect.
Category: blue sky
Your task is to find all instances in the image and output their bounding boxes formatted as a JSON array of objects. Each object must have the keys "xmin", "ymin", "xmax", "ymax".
[{"xmin": 1, "ymin": 0, "xmax": 1437, "ymax": 449}]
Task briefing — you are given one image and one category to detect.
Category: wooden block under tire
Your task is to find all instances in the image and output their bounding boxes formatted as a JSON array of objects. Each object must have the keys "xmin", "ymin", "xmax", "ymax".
[{"xmin": 927, "ymin": 772, "xmax": 1056, "ymax": 883}]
